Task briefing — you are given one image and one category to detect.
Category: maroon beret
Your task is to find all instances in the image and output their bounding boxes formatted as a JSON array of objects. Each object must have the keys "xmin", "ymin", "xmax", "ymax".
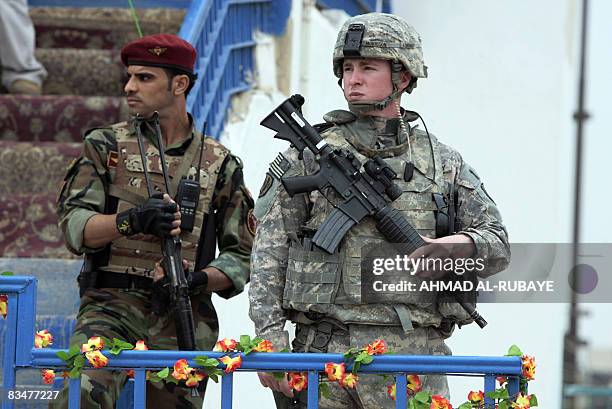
[{"xmin": 121, "ymin": 33, "xmax": 196, "ymax": 74}]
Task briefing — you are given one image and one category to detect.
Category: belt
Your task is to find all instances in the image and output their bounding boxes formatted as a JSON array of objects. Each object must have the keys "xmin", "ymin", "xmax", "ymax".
[{"xmin": 94, "ymin": 271, "xmax": 154, "ymax": 290}]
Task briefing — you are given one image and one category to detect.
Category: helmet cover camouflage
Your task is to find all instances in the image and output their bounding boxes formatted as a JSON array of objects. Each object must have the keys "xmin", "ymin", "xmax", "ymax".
[{"xmin": 333, "ymin": 13, "xmax": 428, "ymax": 90}]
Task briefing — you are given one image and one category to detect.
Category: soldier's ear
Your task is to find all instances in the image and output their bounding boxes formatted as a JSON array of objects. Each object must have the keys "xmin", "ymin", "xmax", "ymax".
[
  {"xmin": 398, "ymin": 70, "xmax": 412, "ymax": 93},
  {"xmin": 173, "ymin": 74, "xmax": 190, "ymax": 96}
]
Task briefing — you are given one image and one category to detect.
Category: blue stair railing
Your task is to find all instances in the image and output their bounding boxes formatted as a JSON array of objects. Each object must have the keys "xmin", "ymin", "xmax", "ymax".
[{"xmin": 1, "ymin": 276, "xmax": 524, "ymax": 409}]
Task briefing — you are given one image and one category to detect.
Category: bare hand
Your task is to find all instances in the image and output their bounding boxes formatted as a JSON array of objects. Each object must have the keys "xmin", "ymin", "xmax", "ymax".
[
  {"xmin": 409, "ymin": 234, "xmax": 475, "ymax": 279},
  {"xmin": 153, "ymin": 258, "xmax": 189, "ymax": 282},
  {"xmin": 258, "ymin": 372, "xmax": 293, "ymax": 398},
  {"xmin": 162, "ymin": 193, "xmax": 182, "ymax": 237}
]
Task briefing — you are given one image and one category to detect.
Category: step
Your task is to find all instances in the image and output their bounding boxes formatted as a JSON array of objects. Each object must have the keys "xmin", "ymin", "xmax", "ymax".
[
  {"xmin": 32, "ymin": 7, "xmax": 185, "ymax": 50},
  {"xmin": 37, "ymin": 48, "xmax": 124, "ymax": 96},
  {"xmin": 0, "ymin": 94, "xmax": 128, "ymax": 142}
]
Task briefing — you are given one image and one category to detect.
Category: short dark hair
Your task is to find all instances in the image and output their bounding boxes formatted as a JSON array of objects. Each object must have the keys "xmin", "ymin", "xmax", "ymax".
[{"xmin": 163, "ymin": 68, "xmax": 197, "ymax": 97}]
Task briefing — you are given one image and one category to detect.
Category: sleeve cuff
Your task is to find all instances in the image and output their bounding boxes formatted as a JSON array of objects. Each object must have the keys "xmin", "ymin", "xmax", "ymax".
[
  {"xmin": 257, "ymin": 330, "xmax": 290, "ymax": 352},
  {"xmin": 65, "ymin": 210, "xmax": 102, "ymax": 254},
  {"xmin": 207, "ymin": 252, "xmax": 250, "ymax": 299}
]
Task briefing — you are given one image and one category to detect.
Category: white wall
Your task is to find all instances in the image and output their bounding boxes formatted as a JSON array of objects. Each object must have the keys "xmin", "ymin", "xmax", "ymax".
[{"xmin": 206, "ymin": 1, "xmax": 611, "ymax": 407}]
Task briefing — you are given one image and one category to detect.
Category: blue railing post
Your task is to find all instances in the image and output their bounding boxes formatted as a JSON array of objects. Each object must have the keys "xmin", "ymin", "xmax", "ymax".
[
  {"xmin": 68, "ymin": 377, "xmax": 81, "ymax": 409},
  {"xmin": 221, "ymin": 372, "xmax": 234, "ymax": 409},
  {"xmin": 307, "ymin": 371, "xmax": 319, "ymax": 409},
  {"xmin": 484, "ymin": 374, "xmax": 496, "ymax": 407},
  {"xmin": 395, "ymin": 374, "xmax": 407, "ymax": 409},
  {"xmin": 134, "ymin": 369, "xmax": 147, "ymax": 407},
  {"xmin": 1, "ymin": 294, "xmax": 17, "ymax": 409},
  {"xmin": 508, "ymin": 375, "xmax": 520, "ymax": 397}
]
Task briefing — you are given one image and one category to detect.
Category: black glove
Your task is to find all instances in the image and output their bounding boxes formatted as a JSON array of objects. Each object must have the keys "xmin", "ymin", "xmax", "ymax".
[{"xmin": 116, "ymin": 192, "xmax": 177, "ymax": 237}]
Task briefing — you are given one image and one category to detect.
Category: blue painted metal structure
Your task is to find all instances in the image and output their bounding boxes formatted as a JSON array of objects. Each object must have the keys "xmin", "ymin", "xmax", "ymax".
[
  {"xmin": 1, "ymin": 276, "xmax": 524, "ymax": 409},
  {"xmin": 27, "ymin": 0, "xmax": 191, "ymax": 7},
  {"xmin": 316, "ymin": 0, "xmax": 392, "ymax": 15}
]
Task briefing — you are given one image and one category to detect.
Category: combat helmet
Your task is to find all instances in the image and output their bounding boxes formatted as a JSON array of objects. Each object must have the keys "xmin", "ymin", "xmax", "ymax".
[{"xmin": 333, "ymin": 13, "xmax": 427, "ymax": 113}]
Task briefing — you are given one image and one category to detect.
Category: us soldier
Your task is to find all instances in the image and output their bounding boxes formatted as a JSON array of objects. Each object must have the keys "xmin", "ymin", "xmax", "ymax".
[
  {"xmin": 249, "ymin": 13, "xmax": 510, "ymax": 408},
  {"xmin": 53, "ymin": 34, "xmax": 255, "ymax": 408}
]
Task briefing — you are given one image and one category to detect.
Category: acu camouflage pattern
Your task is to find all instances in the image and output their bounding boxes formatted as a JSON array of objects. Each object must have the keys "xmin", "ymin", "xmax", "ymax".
[
  {"xmin": 275, "ymin": 325, "xmax": 450, "ymax": 409},
  {"xmin": 249, "ymin": 109, "xmax": 510, "ymax": 356},
  {"xmin": 57, "ymin": 120, "xmax": 254, "ymax": 295},
  {"xmin": 333, "ymin": 13, "xmax": 428, "ymax": 85},
  {"xmin": 106, "ymin": 121, "xmax": 228, "ymax": 276},
  {"xmin": 49, "ymin": 287, "xmax": 218, "ymax": 409}
]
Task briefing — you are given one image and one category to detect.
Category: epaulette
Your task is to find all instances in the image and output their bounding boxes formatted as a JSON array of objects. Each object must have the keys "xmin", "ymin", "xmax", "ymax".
[{"xmin": 322, "ymin": 109, "xmax": 357, "ymax": 125}]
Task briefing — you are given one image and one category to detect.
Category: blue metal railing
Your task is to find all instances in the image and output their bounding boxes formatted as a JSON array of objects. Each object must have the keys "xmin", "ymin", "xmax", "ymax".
[
  {"xmin": 1, "ymin": 276, "xmax": 524, "ymax": 409},
  {"xmin": 316, "ymin": 0, "xmax": 392, "ymax": 15},
  {"xmin": 179, "ymin": 0, "xmax": 290, "ymax": 138}
]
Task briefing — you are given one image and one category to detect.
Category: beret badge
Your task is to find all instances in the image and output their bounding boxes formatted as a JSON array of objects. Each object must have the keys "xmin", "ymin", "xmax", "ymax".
[{"xmin": 148, "ymin": 46, "xmax": 167, "ymax": 57}]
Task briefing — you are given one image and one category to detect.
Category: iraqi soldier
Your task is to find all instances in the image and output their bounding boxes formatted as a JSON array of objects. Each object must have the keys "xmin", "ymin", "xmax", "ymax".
[
  {"xmin": 249, "ymin": 13, "xmax": 510, "ymax": 408},
  {"xmin": 53, "ymin": 34, "xmax": 255, "ymax": 409}
]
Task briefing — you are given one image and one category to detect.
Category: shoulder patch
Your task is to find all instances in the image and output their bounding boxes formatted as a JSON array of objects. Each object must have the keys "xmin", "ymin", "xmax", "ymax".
[
  {"xmin": 247, "ymin": 209, "xmax": 257, "ymax": 236},
  {"xmin": 323, "ymin": 109, "xmax": 357, "ymax": 125},
  {"xmin": 259, "ymin": 173, "xmax": 274, "ymax": 198}
]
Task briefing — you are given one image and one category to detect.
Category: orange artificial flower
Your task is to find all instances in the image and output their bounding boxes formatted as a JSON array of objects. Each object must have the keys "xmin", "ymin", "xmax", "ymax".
[
  {"xmin": 365, "ymin": 339, "xmax": 387, "ymax": 355},
  {"xmin": 407, "ymin": 374, "xmax": 422, "ymax": 395},
  {"xmin": 125, "ymin": 369, "xmax": 135, "ymax": 378},
  {"xmin": 81, "ymin": 336, "xmax": 104, "ymax": 353},
  {"xmin": 521, "ymin": 355, "xmax": 536, "ymax": 381},
  {"xmin": 41, "ymin": 369, "xmax": 55, "ymax": 384},
  {"xmin": 186, "ymin": 370, "xmax": 206, "ymax": 388},
  {"xmin": 512, "ymin": 393, "xmax": 531, "ymax": 409},
  {"xmin": 172, "ymin": 359, "xmax": 192, "ymax": 380},
  {"xmin": 219, "ymin": 355, "xmax": 243, "ymax": 373},
  {"xmin": 214, "ymin": 338, "xmax": 238, "ymax": 352},
  {"xmin": 85, "ymin": 350, "xmax": 109, "ymax": 368},
  {"xmin": 35, "ymin": 329, "xmax": 53, "ymax": 348},
  {"xmin": 253, "ymin": 339, "xmax": 274, "ymax": 352},
  {"xmin": 468, "ymin": 390, "xmax": 485, "ymax": 406},
  {"xmin": 430, "ymin": 395, "xmax": 453, "ymax": 409},
  {"xmin": 387, "ymin": 384, "xmax": 397, "ymax": 401},
  {"xmin": 497, "ymin": 376, "xmax": 508, "ymax": 386},
  {"xmin": 324, "ymin": 362, "xmax": 346, "ymax": 381},
  {"xmin": 288, "ymin": 372, "xmax": 308, "ymax": 391},
  {"xmin": 339, "ymin": 372, "xmax": 358, "ymax": 389},
  {"xmin": 0, "ymin": 294, "xmax": 8, "ymax": 319},
  {"xmin": 134, "ymin": 340, "xmax": 148, "ymax": 351}
]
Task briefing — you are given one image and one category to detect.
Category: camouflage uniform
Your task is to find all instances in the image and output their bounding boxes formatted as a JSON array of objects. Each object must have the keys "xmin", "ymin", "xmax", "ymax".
[
  {"xmin": 250, "ymin": 108, "xmax": 510, "ymax": 408},
  {"xmin": 53, "ymin": 119, "xmax": 254, "ymax": 409}
]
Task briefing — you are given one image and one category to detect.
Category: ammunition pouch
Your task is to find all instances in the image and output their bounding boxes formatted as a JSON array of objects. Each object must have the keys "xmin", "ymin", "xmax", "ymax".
[{"xmin": 292, "ymin": 315, "xmax": 349, "ymax": 353}]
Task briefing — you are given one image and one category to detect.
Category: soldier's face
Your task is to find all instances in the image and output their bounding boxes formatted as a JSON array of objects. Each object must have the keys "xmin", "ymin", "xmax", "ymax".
[
  {"xmin": 124, "ymin": 65, "xmax": 174, "ymax": 117},
  {"xmin": 342, "ymin": 58, "xmax": 393, "ymax": 102}
]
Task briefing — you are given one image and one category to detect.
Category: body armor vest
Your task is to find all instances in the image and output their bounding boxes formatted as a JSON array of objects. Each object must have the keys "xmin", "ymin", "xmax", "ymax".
[
  {"xmin": 102, "ymin": 122, "xmax": 229, "ymax": 277},
  {"xmin": 282, "ymin": 116, "xmax": 448, "ymax": 326}
]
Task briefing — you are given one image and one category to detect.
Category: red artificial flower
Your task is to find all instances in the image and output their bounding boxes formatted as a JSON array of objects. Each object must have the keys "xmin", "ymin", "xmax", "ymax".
[
  {"xmin": 253, "ymin": 339, "xmax": 274, "ymax": 352},
  {"xmin": 134, "ymin": 340, "xmax": 148, "ymax": 350},
  {"xmin": 185, "ymin": 370, "xmax": 206, "ymax": 388},
  {"xmin": 0, "ymin": 294, "xmax": 8, "ymax": 319},
  {"xmin": 172, "ymin": 359, "xmax": 192, "ymax": 380},
  {"xmin": 85, "ymin": 350, "xmax": 109, "ymax": 368},
  {"xmin": 219, "ymin": 355, "xmax": 242, "ymax": 373},
  {"xmin": 407, "ymin": 374, "xmax": 422, "ymax": 395},
  {"xmin": 430, "ymin": 395, "xmax": 453, "ymax": 409},
  {"xmin": 339, "ymin": 372, "xmax": 358, "ymax": 389},
  {"xmin": 497, "ymin": 376, "xmax": 508, "ymax": 386},
  {"xmin": 125, "ymin": 369, "xmax": 135, "ymax": 378},
  {"xmin": 35, "ymin": 329, "xmax": 53, "ymax": 349},
  {"xmin": 512, "ymin": 393, "xmax": 531, "ymax": 409},
  {"xmin": 81, "ymin": 336, "xmax": 104, "ymax": 353},
  {"xmin": 324, "ymin": 362, "xmax": 346, "ymax": 381},
  {"xmin": 468, "ymin": 390, "xmax": 485, "ymax": 407},
  {"xmin": 387, "ymin": 384, "xmax": 397, "ymax": 401},
  {"xmin": 365, "ymin": 339, "xmax": 387, "ymax": 355},
  {"xmin": 521, "ymin": 355, "xmax": 536, "ymax": 381},
  {"xmin": 41, "ymin": 369, "xmax": 55, "ymax": 384},
  {"xmin": 214, "ymin": 338, "xmax": 238, "ymax": 352},
  {"xmin": 288, "ymin": 372, "xmax": 308, "ymax": 391}
]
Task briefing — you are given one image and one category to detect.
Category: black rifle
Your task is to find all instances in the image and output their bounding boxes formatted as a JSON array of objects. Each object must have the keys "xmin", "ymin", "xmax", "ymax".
[
  {"xmin": 260, "ymin": 94, "xmax": 486, "ymax": 328},
  {"xmin": 133, "ymin": 113, "xmax": 197, "ymax": 350}
]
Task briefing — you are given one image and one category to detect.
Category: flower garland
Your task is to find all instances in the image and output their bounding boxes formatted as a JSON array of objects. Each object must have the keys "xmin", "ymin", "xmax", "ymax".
[{"xmin": 28, "ymin": 326, "xmax": 537, "ymax": 408}]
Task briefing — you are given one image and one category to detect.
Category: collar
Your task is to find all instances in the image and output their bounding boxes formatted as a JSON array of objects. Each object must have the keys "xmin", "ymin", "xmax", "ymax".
[{"xmin": 130, "ymin": 114, "xmax": 195, "ymax": 155}]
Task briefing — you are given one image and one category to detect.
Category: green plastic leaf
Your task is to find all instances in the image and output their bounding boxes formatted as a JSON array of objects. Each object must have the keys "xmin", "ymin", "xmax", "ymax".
[
  {"xmin": 498, "ymin": 401, "xmax": 510, "ymax": 409},
  {"xmin": 240, "ymin": 335, "xmax": 251, "ymax": 347},
  {"xmin": 69, "ymin": 367, "xmax": 81, "ymax": 379},
  {"xmin": 209, "ymin": 373, "xmax": 219, "ymax": 383},
  {"xmin": 56, "ymin": 351, "xmax": 70, "ymax": 361},
  {"xmin": 279, "ymin": 348, "xmax": 290, "ymax": 353},
  {"xmin": 272, "ymin": 372, "xmax": 286, "ymax": 380},
  {"xmin": 360, "ymin": 355, "xmax": 373, "ymax": 365},
  {"xmin": 67, "ymin": 345, "xmax": 81, "ymax": 359},
  {"xmin": 486, "ymin": 387, "xmax": 510, "ymax": 400},
  {"xmin": 319, "ymin": 382, "xmax": 331, "ymax": 398},
  {"xmin": 530, "ymin": 394, "xmax": 539, "ymax": 406},
  {"xmin": 414, "ymin": 391, "xmax": 431, "ymax": 403},
  {"xmin": 1, "ymin": 271, "xmax": 14, "ymax": 276},
  {"xmin": 506, "ymin": 344, "xmax": 523, "ymax": 357},
  {"xmin": 166, "ymin": 376, "xmax": 179, "ymax": 385},
  {"xmin": 73, "ymin": 355, "xmax": 85, "ymax": 369},
  {"xmin": 457, "ymin": 403, "xmax": 472, "ymax": 409},
  {"xmin": 156, "ymin": 367, "xmax": 169, "ymax": 379}
]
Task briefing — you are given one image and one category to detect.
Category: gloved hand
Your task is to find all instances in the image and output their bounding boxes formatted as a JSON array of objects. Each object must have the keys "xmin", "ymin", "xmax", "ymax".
[{"xmin": 116, "ymin": 192, "xmax": 178, "ymax": 237}]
